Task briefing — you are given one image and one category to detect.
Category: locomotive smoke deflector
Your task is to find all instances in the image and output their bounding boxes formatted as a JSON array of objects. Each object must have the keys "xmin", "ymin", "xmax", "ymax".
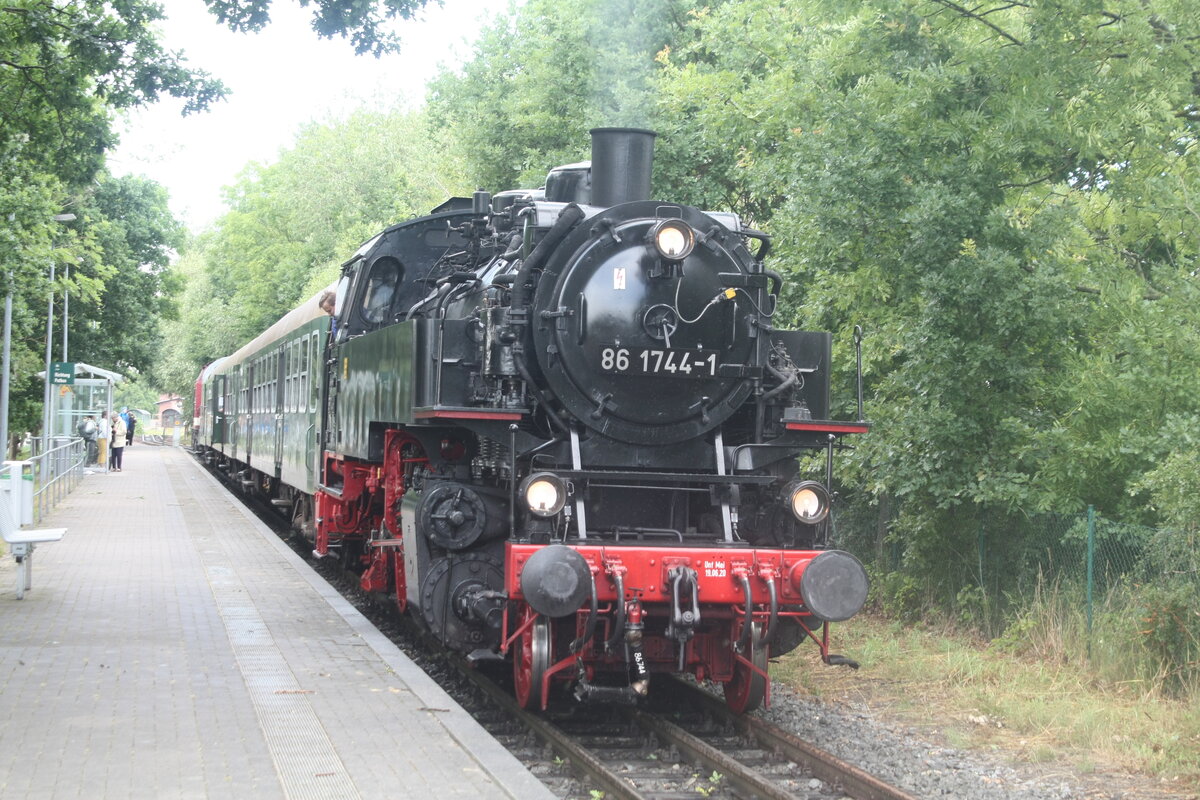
[{"xmin": 590, "ymin": 127, "xmax": 656, "ymax": 207}]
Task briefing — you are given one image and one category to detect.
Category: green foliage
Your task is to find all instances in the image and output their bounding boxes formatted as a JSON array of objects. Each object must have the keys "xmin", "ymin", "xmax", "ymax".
[
  {"xmin": 1, "ymin": 1, "xmax": 225, "ymax": 183},
  {"xmin": 866, "ymin": 567, "xmax": 925, "ymax": 623},
  {"xmin": 158, "ymin": 109, "xmax": 464, "ymax": 397},
  {"xmin": 204, "ymin": 109, "xmax": 454, "ymax": 334},
  {"xmin": 1, "ymin": 1, "xmax": 225, "ymax": 444},
  {"xmin": 203, "ymin": 0, "xmax": 429, "ymax": 56},
  {"xmin": 427, "ymin": 0, "xmax": 693, "ymax": 192},
  {"xmin": 655, "ymin": 0, "xmax": 1200, "ymax": 553},
  {"xmin": 70, "ymin": 174, "xmax": 185, "ymax": 373},
  {"xmin": 1137, "ymin": 578, "xmax": 1200, "ymax": 694},
  {"xmin": 1135, "ymin": 419, "xmax": 1200, "ymax": 531},
  {"xmin": 113, "ymin": 375, "xmax": 164, "ymax": 416}
]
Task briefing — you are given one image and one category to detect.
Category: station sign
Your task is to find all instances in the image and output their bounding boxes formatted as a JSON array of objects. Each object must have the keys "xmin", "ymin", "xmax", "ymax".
[{"xmin": 51, "ymin": 362, "xmax": 75, "ymax": 385}]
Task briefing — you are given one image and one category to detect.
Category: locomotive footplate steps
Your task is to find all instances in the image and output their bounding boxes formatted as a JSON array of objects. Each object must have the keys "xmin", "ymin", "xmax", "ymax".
[{"xmin": 0, "ymin": 446, "xmax": 553, "ymax": 800}]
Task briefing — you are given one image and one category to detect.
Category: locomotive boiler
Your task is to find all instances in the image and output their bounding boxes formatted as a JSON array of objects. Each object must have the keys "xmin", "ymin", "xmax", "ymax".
[{"xmin": 194, "ymin": 128, "xmax": 870, "ymax": 712}]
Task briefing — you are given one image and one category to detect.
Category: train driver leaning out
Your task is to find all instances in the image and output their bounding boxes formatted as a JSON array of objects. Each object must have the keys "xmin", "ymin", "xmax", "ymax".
[{"xmin": 319, "ymin": 289, "xmax": 337, "ymax": 336}]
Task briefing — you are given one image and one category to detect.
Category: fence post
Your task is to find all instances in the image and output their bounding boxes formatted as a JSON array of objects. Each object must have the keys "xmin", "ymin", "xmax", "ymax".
[
  {"xmin": 977, "ymin": 517, "xmax": 986, "ymax": 587},
  {"xmin": 1086, "ymin": 504, "xmax": 1096, "ymax": 657}
]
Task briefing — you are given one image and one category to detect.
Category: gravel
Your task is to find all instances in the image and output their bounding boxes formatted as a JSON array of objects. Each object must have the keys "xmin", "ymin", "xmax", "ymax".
[{"xmin": 757, "ymin": 682, "xmax": 1194, "ymax": 800}]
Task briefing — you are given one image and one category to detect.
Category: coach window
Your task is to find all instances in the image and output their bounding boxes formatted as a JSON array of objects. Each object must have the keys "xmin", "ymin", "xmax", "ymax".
[
  {"xmin": 291, "ymin": 341, "xmax": 300, "ymax": 412},
  {"xmin": 291, "ymin": 340, "xmax": 298, "ymax": 410},
  {"xmin": 360, "ymin": 256, "xmax": 403, "ymax": 325},
  {"xmin": 283, "ymin": 346, "xmax": 291, "ymax": 413},
  {"xmin": 292, "ymin": 341, "xmax": 300, "ymax": 412},
  {"xmin": 298, "ymin": 340, "xmax": 305, "ymax": 411},
  {"xmin": 300, "ymin": 335, "xmax": 310, "ymax": 412},
  {"xmin": 285, "ymin": 344, "xmax": 294, "ymax": 413},
  {"xmin": 308, "ymin": 332, "xmax": 319, "ymax": 412}
]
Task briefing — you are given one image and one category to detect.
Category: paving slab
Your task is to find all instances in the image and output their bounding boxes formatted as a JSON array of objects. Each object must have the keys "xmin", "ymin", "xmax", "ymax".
[{"xmin": 0, "ymin": 444, "xmax": 555, "ymax": 800}]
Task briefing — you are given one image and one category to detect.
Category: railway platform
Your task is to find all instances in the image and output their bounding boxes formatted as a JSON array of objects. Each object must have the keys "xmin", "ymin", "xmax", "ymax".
[{"xmin": 0, "ymin": 444, "xmax": 555, "ymax": 800}]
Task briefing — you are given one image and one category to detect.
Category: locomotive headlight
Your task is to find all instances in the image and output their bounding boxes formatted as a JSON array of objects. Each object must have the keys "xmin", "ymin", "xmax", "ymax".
[
  {"xmin": 652, "ymin": 219, "xmax": 696, "ymax": 261},
  {"xmin": 522, "ymin": 472, "xmax": 567, "ymax": 517},
  {"xmin": 786, "ymin": 480, "xmax": 830, "ymax": 525}
]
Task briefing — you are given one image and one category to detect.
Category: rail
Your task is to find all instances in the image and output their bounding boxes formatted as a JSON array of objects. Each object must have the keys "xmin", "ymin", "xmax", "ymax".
[{"xmin": 24, "ymin": 437, "xmax": 87, "ymax": 524}]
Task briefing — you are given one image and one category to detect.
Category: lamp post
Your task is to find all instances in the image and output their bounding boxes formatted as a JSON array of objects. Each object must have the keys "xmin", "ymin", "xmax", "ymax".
[
  {"xmin": 62, "ymin": 260, "xmax": 69, "ymax": 363},
  {"xmin": 38, "ymin": 213, "xmax": 76, "ymax": 457},
  {"xmin": 0, "ymin": 258, "xmax": 12, "ymax": 460}
]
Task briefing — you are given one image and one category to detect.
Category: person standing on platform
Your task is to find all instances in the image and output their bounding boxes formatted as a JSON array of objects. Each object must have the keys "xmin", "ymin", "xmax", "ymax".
[
  {"xmin": 109, "ymin": 412, "xmax": 126, "ymax": 472},
  {"xmin": 97, "ymin": 411, "xmax": 110, "ymax": 469},
  {"xmin": 125, "ymin": 411, "xmax": 136, "ymax": 446},
  {"xmin": 77, "ymin": 414, "xmax": 99, "ymax": 465}
]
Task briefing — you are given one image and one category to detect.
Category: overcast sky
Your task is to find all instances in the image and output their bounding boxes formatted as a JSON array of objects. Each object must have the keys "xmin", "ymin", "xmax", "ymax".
[{"xmin": 110, "ymin": 0, "xmax": 499, "ymax": 232}]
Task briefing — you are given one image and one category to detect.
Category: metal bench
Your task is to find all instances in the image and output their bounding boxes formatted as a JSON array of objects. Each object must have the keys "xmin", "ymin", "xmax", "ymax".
[
  {"xmin": 2, "ymin": 461, "xmax": 67, "ymax": 600},
  {"xmin": 2, "ymin": 527, "xmax": 66, "ymax": 600}
]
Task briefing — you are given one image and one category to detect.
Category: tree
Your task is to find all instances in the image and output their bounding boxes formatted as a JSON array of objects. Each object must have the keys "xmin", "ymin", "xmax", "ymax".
[
  {"xmin": 653, "ymin": 0, "xmax": 1200, "ymax": 587},
  {"xmin": 427, "ymin": 0, "xmax": 697, "ymax": 192},
  {"xmin": 157, "ymin": 108, "xmax": 466, "ymax": 396},
  {"xmin": 1, "ymin": 1, "xmax": 225, "ymax": 184},
  {"xmin": 203, "ymin": 0, "xmax": 429, "ymax": 56},
  {"xmin": 2, "ymin": 1, "xmax": 226, "ymax": 449},
  {"xmin": 68, "ymin": 174, "xmax": 186, "ymax": 373}
]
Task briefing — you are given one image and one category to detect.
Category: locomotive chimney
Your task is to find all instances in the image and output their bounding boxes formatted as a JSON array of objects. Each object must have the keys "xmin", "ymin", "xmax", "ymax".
[{"xmin": 590, "ymin": 127, "xmax": 656, "ymax": 207}]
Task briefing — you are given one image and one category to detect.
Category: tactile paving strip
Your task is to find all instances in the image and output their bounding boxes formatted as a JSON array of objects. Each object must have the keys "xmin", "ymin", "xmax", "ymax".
[{"xmin": 204, "ymin": 556, "xmax": 362, "ymax": 800}]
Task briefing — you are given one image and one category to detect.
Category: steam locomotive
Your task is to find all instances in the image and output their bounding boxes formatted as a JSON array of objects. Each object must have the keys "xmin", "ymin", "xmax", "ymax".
[{"xmin": 194, "ymin": 129, "xmax": 870, "ymax": 712}]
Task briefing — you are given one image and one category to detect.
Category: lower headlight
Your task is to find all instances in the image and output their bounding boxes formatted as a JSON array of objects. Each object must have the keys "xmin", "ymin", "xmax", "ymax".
[
  {"xmin": 786, "ymin": 480, "xmax": 830, "ymax": 524},
  {"xmin": 521, "ymin": 472, "xmax": 566, "ymax": 517}
]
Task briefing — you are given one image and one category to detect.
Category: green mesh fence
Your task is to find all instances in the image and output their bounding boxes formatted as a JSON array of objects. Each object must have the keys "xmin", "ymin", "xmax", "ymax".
[{"xmin": 831, "ymin": 500, "xmax": 1200, "ymax": 687}]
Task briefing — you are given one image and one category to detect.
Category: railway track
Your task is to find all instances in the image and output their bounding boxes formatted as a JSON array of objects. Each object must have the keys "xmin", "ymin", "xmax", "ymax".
[
  {"xmin": 205, "ymin": 455, "xmax": 915, "ymax": 800},
  {"xmin": 455, "ymin": 657, "xmax": 917, "ymax": 800}
]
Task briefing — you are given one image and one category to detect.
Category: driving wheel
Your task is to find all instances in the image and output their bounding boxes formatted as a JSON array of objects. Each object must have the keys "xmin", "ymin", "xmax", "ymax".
[
  {"xmin": 724, "ymin": 622, "xmax": 767, "ymax": 713},
  {"xmin": 513, "ymin": 610, "xmax": 551, "ymax": 710}
]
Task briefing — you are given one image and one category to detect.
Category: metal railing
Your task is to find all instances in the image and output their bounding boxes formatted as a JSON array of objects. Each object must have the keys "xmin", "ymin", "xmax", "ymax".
[{"xmin": 26, "ymin": 436, "xmax": 87, "ymax": 524}]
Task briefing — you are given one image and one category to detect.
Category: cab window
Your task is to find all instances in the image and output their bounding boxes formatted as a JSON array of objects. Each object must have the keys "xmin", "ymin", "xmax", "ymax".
[{"xmin": 360, "ymin": 257, "xmax": 403, "ymax": 325}]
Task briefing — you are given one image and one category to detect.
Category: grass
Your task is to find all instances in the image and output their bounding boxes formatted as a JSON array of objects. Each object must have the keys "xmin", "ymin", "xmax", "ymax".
[{"xmin": 772, "ymin": 614, "xmax": 1200, "ymax": 795}]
